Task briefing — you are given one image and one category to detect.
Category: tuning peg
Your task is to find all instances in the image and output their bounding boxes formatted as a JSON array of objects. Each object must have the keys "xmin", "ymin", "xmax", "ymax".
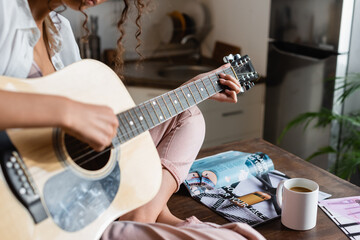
[
  {"xmin": 223, "ymin": 54, "xmax": 234, "ymax": 63},
  {"xmin": 234, "ymin": 54, "xmax": 241, "ymax": 61},
  {"xmin": 248, "ymin": 72, "xmax": 259, "ymax": 81}
]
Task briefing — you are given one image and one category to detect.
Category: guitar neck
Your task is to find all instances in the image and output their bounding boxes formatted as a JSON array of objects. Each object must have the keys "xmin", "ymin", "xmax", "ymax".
[{"xmin": 112, "ymin": 66, "xmax": 236, "ymax": 146}]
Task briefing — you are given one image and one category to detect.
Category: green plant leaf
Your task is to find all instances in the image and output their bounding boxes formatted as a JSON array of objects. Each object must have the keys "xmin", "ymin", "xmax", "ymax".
[
  {"xmin": 279, "ymin": 72, "xmax": 360, "ymax": 181},
  {"xmin": 278, "ymin": 109, "xmax": 360, "ymax": 145},
  {"xmin": 305, "ymin": 146, "xmax": 336, "ymax": 161},
  {"xmin": 277, "ymin": 109, "xmax": 334, "ymax": 144},
  {"xmin": 333, "ymin": 151, "xmax": 360, "ymax": 180},
  {"xmin": 335, "ymin": 73, "xmax": 360, "ymax": 103}
]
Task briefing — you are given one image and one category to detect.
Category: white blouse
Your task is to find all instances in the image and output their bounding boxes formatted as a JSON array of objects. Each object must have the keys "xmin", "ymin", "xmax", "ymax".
[{"xmin": 0, "ymin": 0, "xmax": 81, "ymax": 78}]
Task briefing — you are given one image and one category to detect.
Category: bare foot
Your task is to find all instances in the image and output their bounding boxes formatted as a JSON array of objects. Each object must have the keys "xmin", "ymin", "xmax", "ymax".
[
  {"xmin": 156, "ymin": 205, "xmax": 184, "ymax": 226},
  {"xmin": 118, "ymin": 205, "xmax": 158, "ymax": 223},
  {"xmin": 118, "ymin": 169, "xmax": 178, "ymax": 223}
]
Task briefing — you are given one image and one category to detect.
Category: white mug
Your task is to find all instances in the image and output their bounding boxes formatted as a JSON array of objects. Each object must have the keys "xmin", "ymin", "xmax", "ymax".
[{"xmin": 276, "ymin": 178, "xmax": 319, "ymax": 230}]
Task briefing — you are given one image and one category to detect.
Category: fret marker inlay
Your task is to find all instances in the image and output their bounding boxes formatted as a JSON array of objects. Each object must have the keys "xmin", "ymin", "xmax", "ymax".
[{"xmin": 110, "ymin": 57, "xmax": 256, "ymax": 147}]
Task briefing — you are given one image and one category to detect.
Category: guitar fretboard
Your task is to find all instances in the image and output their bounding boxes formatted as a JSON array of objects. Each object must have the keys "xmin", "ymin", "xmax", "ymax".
[{"xmin": 112, "ymin": 67, "xmax": 236, "ymax": 146}]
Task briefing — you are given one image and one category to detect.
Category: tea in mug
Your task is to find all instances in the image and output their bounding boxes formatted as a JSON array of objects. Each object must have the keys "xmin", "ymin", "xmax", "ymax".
[{"xmin": 289, "ymin": 186, "xmax": 312, "ymax": 192}]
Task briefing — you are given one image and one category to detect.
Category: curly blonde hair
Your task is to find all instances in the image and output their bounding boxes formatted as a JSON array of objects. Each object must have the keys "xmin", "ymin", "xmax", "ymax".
[{"xmin": 115, "ymin": 0, "xmax": 147, "ymax": 77}]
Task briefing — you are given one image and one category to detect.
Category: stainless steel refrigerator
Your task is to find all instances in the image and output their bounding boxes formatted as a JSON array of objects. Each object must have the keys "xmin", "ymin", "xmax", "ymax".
[{"xmin": 263, "ymin": 0, "xmax": 359, "ymax": 169}]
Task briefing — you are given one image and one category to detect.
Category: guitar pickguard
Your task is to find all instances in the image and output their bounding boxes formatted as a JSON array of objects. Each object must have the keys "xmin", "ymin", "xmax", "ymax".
[{"xmin": 43, "ymin": 163, "xmax": 120, "ymax": 232}]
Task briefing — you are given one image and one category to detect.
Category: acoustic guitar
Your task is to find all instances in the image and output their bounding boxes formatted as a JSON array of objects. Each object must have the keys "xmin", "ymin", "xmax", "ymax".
[{"xmin": 0, "ymin": 54, "xmax": 258, "ymax": 239}]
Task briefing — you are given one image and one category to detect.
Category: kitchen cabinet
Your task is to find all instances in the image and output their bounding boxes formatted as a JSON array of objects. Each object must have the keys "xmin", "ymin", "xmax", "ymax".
[{"xmin": 126, "ymin": 83, "xmax": 265, "ymax": 148}]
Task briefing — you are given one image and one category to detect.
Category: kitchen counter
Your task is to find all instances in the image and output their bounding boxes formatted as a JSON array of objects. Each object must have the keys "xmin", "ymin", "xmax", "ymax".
[
  {"xmin": 123, "ymin": 55, "xmax": 265, "ymax": 89},
  {"xmin": 123, "ymin": 55, "xmax": 218, "ymax": 89}
]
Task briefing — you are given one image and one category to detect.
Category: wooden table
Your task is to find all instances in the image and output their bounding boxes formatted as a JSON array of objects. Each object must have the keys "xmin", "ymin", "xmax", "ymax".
[{"xmin": 168, "ymin": 138, "xmax": 360, "ymax": 240}]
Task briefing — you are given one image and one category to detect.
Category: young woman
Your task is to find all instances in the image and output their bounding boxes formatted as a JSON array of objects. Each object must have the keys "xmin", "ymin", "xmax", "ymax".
[{"xmin": 0, "ymin": 0, "xmax": 265, "ymax": 239}]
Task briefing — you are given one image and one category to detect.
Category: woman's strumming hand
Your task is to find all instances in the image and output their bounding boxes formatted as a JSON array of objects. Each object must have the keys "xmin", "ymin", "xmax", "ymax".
[{"xmin": 62, "ymin": 100, "xmax": 119, "ymax": 152}]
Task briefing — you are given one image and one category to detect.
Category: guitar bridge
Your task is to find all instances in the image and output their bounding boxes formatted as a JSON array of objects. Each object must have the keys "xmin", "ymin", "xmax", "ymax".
[{"xmin": 0, "ymin": 131, "xmax": 48, "ymax": 223}]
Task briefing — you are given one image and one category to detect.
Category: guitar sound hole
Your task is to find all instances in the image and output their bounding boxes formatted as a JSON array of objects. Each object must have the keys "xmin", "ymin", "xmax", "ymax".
[{"xmin": 64, "ymin": 134, "xmax": 110, "ymax": 171}]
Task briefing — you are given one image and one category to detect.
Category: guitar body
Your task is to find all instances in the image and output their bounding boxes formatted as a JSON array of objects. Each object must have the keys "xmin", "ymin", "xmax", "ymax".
[{"xmin": 0, "ymin": 60, "xmax": 162, "ymax": 240}]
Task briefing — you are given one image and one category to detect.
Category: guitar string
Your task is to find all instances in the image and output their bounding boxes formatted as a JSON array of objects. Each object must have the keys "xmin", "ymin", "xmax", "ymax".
[
  {"xmin": 67, "ymin": 71, "xmax": 230, "ymax": 165},
  {"xmin": 70, "ymin": 101, "xmax": 196, "ymax": 167},
  {"xmin": 76, "ymin": 78, "xmax": 248, "ymax": 169},
  {"xmin": 63, "ymin": 67, "xmax": 233, "ymax": 147},
  {"xmin": 111, "ymin": 67, "xmax": 245, "ymax": 140},
  {"xmin": 63, "ymin": 66, "xmax": 251, "ymax": 149},
  {"xmin": 63, "ymin": 68, "xmax": 229, "ymax": 149},
  {"xmin": 28, "ymin": 120, "xmax": 165, "ymax": 179},
  {"xmin": 63, "ymin": 75, "xmax": 212, "ymax": 149},
  {"xmin": 28, "ymin": 79, "xmax": 221, "ymax": 178},
  {"xmin": 62, "ymin": 70, "xmax": 229, "ymax": 155},
  {"xmin": 32, "ymin": 77, "xmax": 253, "ymax": 179},
  {"xmin": 31, "ymin": 69, "xmax": 253, "ymax": 178},
  {"xmin": 29, "ymin": 66, "xmax": 254, "ymax": 177}
]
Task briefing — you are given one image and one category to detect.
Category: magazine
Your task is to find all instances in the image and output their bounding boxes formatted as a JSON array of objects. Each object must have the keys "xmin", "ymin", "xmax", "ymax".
[
  {"xmin": 184, "ymin": 151, "xmax": 331, "ymax": 227},
  {"xmin": 319, "ymin": 196, "xmax": 360, "ymax": 240},
  {"xmin": 183, "ymin": 151, "xmax": 288, "ymax": 226}
]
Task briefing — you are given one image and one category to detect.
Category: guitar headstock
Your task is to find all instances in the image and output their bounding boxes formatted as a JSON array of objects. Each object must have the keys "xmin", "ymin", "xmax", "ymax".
[{"xmin": 223, "ymin": 54, "xmax": 259, "ymax": 93}]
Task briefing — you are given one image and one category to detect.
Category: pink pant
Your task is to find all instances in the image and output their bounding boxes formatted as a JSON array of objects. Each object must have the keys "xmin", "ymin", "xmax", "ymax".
[
  {"xmin": 101, "ymin": 107, "xmax": 266, "ymax": 240},
  {"xmin": 149, "ymin": 106, "xmax": 205, "ymax": 190},
  {"xmin": 101, "ymin": 216, "xmax": 265, "ymax": 240}
]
